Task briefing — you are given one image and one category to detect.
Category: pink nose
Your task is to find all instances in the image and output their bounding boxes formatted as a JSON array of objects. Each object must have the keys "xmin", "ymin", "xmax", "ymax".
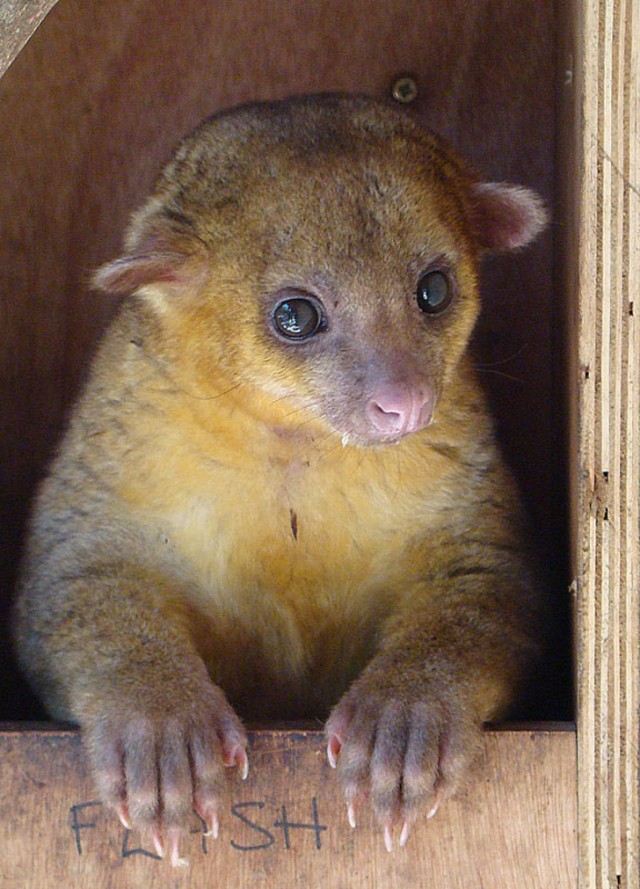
[{"xmin": 366, "ymin": 384, "xmax": 434, "ymax": 437}]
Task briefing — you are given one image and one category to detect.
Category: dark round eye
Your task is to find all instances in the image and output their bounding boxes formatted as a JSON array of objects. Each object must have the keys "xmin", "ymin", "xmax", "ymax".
[
  {"xmin": 416, "ymin": 270, "xmax": 453, "ymax": 315},
  {"xmin": 273, "ymin": 297, "xmax": 323, "ymax": 340}
]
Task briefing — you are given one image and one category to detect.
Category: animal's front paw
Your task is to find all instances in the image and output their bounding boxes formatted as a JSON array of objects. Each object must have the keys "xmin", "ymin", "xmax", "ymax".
[
  {"xmin": 81, "ymin": 678, "xmax": 247, "ymax": 866},
  {"xmin": 326, "ymin": 666, "xmax": 482, "ymax": 850}
]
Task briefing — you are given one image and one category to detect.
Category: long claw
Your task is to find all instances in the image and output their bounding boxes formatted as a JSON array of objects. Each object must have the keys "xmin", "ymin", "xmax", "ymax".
[
  {"xmin": 399, "ymin": 821, "xmax": 410, "ymax": 847},
  {"xmin": 225, "ymin": 746, "xmax": 249, "ymax": 779},
  {"xmin": 197, "ymin": 803, "xmax": 220, "ymax": 839},
  {"xmin": 152, "ymin": 830, "xmax": 165, "ymax": 859},
  {"xmin": 347, "ymin": 801, "xmax": 357, "ymax": 829},
  {"xmin": 384, "ymin": 824, "xmax": 394, "ymax": 853},
  {"xmin": 116, "ymin": 803, "xmax": 132, "ymax": 831},
  {"xmin": 204, "ymin": 812, "xmax": 220, "ymax": 840},
  {"xmin": 327, "ymin": 735, "xmax": 341, "ymax": 769},
  {"xmin": 208, "ymin": 812, "xmax": 220, "ymax": 840},
  {"xmin": 171, "ymin": 851, "xmax": 189, "ymax": 868},
  {"xmin": 237, "ymin": 749, "xmax": 249, "ymax": 780},
  {"xmin": 427, "ymin": 789, "xmax": 442, "ymax": 820},
  {"xmin": 168, "ymin": 828, "xmax": 189, "ymax": 868}
]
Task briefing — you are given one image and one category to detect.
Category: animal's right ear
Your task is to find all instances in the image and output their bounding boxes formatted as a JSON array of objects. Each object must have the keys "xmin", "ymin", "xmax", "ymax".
[
  {"xmin": 93, "ymin": 200, "xmax": 206, "ymax": 297},
  {"xmin": 92, "ymin": 250, "xmax": 194, "ymax": 296}
]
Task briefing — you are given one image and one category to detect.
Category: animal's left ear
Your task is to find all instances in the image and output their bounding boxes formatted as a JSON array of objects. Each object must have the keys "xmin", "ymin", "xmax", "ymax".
[{"xmin": 469, "ymin": 182, "xmax": 548, "ymax": 252}]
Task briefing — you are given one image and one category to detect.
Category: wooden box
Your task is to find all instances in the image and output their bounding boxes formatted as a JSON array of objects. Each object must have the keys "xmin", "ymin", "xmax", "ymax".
[{"xmin": 0, "ymin": 1, "xmax": 637, "ymax": 886}]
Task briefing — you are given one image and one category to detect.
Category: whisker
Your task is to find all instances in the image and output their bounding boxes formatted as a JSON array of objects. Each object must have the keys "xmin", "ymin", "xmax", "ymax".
[
  {"xmin": 474, "ymin": 342, "xmax": 529, "ymax": 369},
  {"xmin": 476, "ymin": 368, "xmax": 524, "ymax": 385}
]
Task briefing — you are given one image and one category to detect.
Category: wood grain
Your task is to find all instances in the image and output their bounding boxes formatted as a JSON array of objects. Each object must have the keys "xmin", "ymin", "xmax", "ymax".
[
  {"xmin": 0, "ymin": 725, "xmax": 577, "ymax": 889},
  {"xmin": 558, "ymin": 0, "xmax": 640, "ymax": 886}
]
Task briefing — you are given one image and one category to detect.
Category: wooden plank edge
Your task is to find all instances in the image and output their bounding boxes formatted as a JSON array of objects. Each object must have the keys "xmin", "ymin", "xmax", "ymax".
[
  {"xmin": 0, "ymin": 719, "xmax": 577, "ymax": 734},
  {"xmin": 0, "ymin": 721, "xmax": 577, "ymax": 889}
]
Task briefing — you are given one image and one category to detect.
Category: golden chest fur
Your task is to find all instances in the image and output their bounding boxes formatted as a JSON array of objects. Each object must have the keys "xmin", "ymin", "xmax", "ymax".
[{"xmin": 101, "ymin": 356, "xmax": 475, "ymax": 715}]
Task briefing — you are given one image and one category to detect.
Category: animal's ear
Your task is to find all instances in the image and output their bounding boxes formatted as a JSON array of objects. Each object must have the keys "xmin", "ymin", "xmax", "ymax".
[
  {"xmin": 93, "ymin": 199, "xmax": 205, "ymax": 296},
  {"xmin": 92, "ymin": 251, "xmax": 191, "ymax": 295},
  {"xmin": 469, "ymin": 182, "xmax": 548, "ymax": 252}
]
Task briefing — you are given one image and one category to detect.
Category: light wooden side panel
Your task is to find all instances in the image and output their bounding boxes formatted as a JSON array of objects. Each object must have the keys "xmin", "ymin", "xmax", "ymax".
[
  {"xmin": 0, "ymin": 726, "xmax": 576, "ymax": 889},
  {"xmin": 568, "ymin": 0, "xmax": 640, "ymax": 886}
]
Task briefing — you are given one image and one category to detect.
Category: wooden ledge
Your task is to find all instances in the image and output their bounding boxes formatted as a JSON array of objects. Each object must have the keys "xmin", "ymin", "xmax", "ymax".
[{"xmin": 0, "ymin": 723, "xmax": 576, "ymax": 888}]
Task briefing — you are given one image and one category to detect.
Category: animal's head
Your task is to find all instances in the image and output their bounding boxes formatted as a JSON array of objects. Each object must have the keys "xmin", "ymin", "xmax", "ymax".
[{"xmin": 95, "ymin": 94, "xmax": 547, "ymax": 445}]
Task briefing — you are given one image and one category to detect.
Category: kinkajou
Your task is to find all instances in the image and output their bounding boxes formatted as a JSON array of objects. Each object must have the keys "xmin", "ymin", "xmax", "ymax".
[{"xmin": 15, "ymin": 93, "xmax": 547, "ymax": 864}]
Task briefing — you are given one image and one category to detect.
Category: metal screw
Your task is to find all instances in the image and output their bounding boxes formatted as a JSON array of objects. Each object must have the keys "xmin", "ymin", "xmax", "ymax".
[{"xmin": 391, "ymin": 75, "xmax": 419, "ymax": 104}]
